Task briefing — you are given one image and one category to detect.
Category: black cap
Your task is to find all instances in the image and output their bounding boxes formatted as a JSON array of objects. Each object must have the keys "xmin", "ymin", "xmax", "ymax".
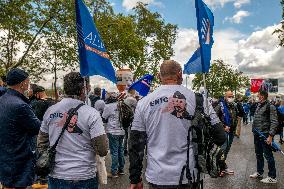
[
  {"xmin": 6, "ymin": 68, "xmax": 29, "ymax": 86},
  {"xmin": 173, "ymin": 91, "xmax": 186, "ymax": 100},
  {"xmin": 33, "ymin": 85, "xmax": 45, "ymax": 94}
]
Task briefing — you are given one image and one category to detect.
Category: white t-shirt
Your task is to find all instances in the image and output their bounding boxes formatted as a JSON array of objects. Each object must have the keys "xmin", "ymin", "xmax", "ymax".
[
  {"xmin": 40, "ymin": 98, "xmax": 105, "ymax": 180},
  {"xmin": 102, "ymin": 102, "xmax": 125, "ymax": 136},
  {"xmin": 131, "ymin": 85, "xmax": 220, "ymax": 185},
  {"xmin": 94, "ymin": 99, "xmax": 105, "ymax": 115}
]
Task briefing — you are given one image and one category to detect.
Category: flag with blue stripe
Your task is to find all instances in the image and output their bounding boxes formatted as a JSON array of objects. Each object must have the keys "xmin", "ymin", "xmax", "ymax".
[
  {"xmin": 75, "ymin": 0, "xmax": 116, "ymax": 83},
  {"xmin": 128, "ymin": 74, "xmax": 154, "ymax": 97},
  {"xmin": 184, "ymin": 0, "xmax": 214, "ymax": 74}
]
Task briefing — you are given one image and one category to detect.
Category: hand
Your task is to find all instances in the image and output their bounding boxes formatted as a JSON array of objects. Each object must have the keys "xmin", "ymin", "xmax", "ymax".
[
  {"xmin": 224, "ymin": 126, "xmax": 230, "ymax": 133},
  {"xmin": 266, "ymin": 135, "xmax": 273, "ymax": 145},
  {"xmin": 129, "ymin": 182, "xmax": 143, "ymax": 189}
]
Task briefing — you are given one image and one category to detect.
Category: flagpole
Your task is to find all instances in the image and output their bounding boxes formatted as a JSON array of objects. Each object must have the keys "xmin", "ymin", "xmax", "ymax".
[
  {"xmin": 196, "ymin": 0, "xmax": 209, "ymax": 114},
  {"xmin": 203, "ymin": 73, "xmax": 209, "ymax": 114},
  {"xmin": 84, "ymin": 77, "xmax": 88, "ymax": 105}
]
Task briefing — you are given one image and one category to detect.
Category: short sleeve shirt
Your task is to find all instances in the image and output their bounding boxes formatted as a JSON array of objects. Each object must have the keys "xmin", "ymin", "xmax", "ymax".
[
  {"xmin": 102, "ymin": 102, "xmax": 125, "ymax": 136},
  {"xmin": 131, "ymin": 85, "xmax": 220, "ymax": 185},
  {"xmin": 40, "ymin": 98, "xmax": 105, "ymax": 180}
]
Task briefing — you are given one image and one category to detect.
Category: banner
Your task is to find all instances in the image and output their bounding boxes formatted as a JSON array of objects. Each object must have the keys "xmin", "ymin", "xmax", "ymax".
[
  {"xmin": 251, "ymin": 79, "xmax": 279, "ymax": 93},
  {"xmin": 260, "ymin": 79, "xmax": 278, "ymax": 93},
  {"xmin": 251, "ymin": 79, "xmax": 264, "ymax": 93}
]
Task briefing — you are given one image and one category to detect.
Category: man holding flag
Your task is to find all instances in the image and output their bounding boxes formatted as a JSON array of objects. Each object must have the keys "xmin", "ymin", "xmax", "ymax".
[
  {"xmin": 250, "ymin": 90, "xmax": 278, "ymax": 184},
  {"xmin": 214, "ymin": 91, "xmax": 238, "ymax": 176}
]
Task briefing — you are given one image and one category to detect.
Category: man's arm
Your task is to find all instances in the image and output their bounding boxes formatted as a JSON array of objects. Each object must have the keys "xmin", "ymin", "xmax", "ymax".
[
  {"xmin": 129, "ymin": 130, "xmax": 147, "ymax": 184},
  {"xmin": 18, "ymin": 104, "xmax": 41, "ymax": 135},
  {"xmin": 205, "ymin": 99, "xmax": 226, "ymax": 145},
  {"xmin": 91, "ymin": 134, "xmax": 108, "ymax": 157},
  {"xmin": 129, "ymin": 103, "xmax": 147, "ymax": 185},
  {"xmin": 37, "ymin": 130, "xmax": 49, "ymax": 154},
  {"xmin": 269, "ymin": 104, "xmax": 279, "ymax": 137},
  {"xmin": 90, "ymin": 113, "xmax": 109, "ymax": 157}
]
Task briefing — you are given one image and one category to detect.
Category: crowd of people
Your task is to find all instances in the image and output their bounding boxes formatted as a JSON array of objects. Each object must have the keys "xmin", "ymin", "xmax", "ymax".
[{"xmin": 0, "ymin": 60, "xmax": 284, "ymax": 189}]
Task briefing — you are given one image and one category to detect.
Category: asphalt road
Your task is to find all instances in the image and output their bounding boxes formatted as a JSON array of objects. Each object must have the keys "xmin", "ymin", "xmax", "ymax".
[{"xmin": 101, "ymin": 122, "xmax": 284, "ymax": 189}]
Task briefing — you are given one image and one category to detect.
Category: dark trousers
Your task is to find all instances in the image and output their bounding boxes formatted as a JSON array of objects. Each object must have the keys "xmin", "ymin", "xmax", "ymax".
[
  {"xmin": 123, "ymin": 127, "xmax": 129, "ymax": 153},
  {"xmin": 243, "ymin": 113, "xmax": 248, "ymax": 124},
  {"xmin": 149, "ymin": 181, "xmax": 203, "ymax": 189},
  {"xmin": 254, "ymin": 134, "xmax": 276, "ymax": 178},
  {"xmin": 221, "ymin": 132, "xmax": 234, "ymax": 160},
  {"xmin": 48, "ymin": 177, "xmax": 98, "ymax": 189}
]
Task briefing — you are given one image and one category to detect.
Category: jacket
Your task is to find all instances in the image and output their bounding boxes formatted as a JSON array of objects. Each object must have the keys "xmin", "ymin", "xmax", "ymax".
[
  {"xmin": 0, "ymin": 89, "xmax": 41, "ymax": 187},
  {"xmin": 214, "ymin": 101, "xmax": 238, "ymax": 133},
  {"xmin": 0, "ymin": 86, "xmax": 7, "ymax": 97},
  {"xmin": 252, "ymin": 100, "xmax": 278, "ymax": 136}
]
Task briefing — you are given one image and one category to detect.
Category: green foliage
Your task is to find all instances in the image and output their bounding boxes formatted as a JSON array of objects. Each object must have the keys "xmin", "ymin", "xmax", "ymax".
[
  {"xmin": 0, "ymin": 0, "xmax": 177, "ymax": 82},
  {"xmin": 192, "ymin": 60, "xmax": 250, "ymax": 98},
  {"xmin": 273, "ymin": 0, "xmax": 284, "ymax": 46},
  {"xmin": 95, "ymin": 2, "xmax": 177, "ymax": 79}
]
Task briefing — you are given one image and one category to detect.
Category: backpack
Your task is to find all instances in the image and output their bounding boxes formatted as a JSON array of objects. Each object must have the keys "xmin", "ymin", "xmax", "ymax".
[
  {"xmin": 179, "ymin": 93, "xmax": 225, "ymax": 186},
  {"xmin": 117, "ymin": 100, "xmax": 134, "ymax": 129}
]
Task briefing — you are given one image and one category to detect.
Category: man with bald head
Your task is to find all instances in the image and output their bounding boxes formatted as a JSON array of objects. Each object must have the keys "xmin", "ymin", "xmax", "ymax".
[
  {"xmin": 128, "ymin": 60, "xmax": 226, "ymax": 189},
  {"xmin": 214, "ymin": 90, "xmax": 238, "ymax": 176}
]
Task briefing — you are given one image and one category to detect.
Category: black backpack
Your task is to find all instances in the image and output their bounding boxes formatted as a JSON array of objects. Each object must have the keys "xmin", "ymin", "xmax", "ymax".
[
  {"xmin": 179, "ymin": 93, "xmax": 225, "ymax": 187},
  {"xmin": 117, "ymin": 100, "xmax": 134, "ymax": 129}
]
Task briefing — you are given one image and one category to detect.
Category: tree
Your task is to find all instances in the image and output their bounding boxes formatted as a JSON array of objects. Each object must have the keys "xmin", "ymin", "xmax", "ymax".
[
  {"xmin": 0, "ymin": 0, "xmax": 55, "ymax": 77},
  {"xmin": 95, "ymin": 2, "xmax": 177, "ymax": 79},
  {"xmin": 0, "ymin": 0, "xmax": 177, "ymax": 83},
  {"xmin": 192, "ymin": 60, "xmax": 250, "ymax": 98},
  {"xmin": 274, "ymin": 0, "xmax": 284, "ymax": 46}
]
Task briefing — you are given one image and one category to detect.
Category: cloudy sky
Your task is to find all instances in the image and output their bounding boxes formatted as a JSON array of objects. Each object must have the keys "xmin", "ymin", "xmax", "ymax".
[
  {"xmin": 39, "ymin": 0, "xmax": 284, "ymax": 92},
  {"xmin": 109, "ymin": 0, "xmax": 284, "ymax": 91}
]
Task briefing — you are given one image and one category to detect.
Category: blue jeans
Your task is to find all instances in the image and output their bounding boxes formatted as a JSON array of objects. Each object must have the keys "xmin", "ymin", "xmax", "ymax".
[
  {"xmin": 221, "ymin": 132, "xmax": 234, "ymax": 160},
  {"xmin": 107, "ymin": 133, "xmax": 125, "ymax": 175},
  {"xmin": 254, "ymin": 134, "xmax": 276, "ymax": 178},
  {"xmin": 48, "ymin": 177, "xmax": 98, "ymax": 189}
]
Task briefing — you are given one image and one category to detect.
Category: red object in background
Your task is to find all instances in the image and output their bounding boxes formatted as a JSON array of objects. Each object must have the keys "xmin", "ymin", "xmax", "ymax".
[{"xmin": 251, "ymin": 79, "xmax": 264, "ymax": 93}]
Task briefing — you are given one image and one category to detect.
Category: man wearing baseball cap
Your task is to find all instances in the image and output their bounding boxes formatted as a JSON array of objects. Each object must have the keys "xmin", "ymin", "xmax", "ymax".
[{"xmin": 0, "ymin": 68, "xmax": 41, "ymax": 189}]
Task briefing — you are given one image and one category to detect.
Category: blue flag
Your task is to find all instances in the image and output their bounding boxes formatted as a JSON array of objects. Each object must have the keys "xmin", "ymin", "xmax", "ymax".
[
  {"xmin": 184, "ymin": 48, "xmax": 201, "ymax": 74},
  {"xmin": 184, "ymin": 0, "xmax": 214, "ymax": 74},
  {"xmin": 245, "ymin": 88, "xmax": 251, "ymax": 97},
  {"xmin": 75, "ymin": 0, "xmax": 116, "ymax": 83},
  {"xmin": 128, "ymin": 74, "xmax": 154, "ymax": 97},
  {"xmin": 101, "ymin": 88, "xmax": 106, "ymax": 100},
  {"xmin": 253, "ymin": 128, "xmax": 284, "ymax": 155}
]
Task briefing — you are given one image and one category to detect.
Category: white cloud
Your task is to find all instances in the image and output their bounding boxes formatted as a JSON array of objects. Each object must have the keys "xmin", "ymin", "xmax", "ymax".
[
  {"xmin": 237, "ymin": 24, "xmax": 284, "ymax": 80},
  {"xmin": 204, "ymin": 0, "xmax": 250, "ymax": 8},
  {"xmin": 172, "ymin": 28, "xmax": 243, "ymax": 66},
  {"xmin": 122, "ymin": 0, "xmax": 163, "ymax": 11},
  {"xmin": 204, "ymin": 0, "xmax": 233, "ymax": 8},
  {"xmin": 224, "ymin": 10, "xmax": 250, "ymax": 24},
  {"xmin": 234, "ymin": 0, "xmax": 250, "ymax": 8}
]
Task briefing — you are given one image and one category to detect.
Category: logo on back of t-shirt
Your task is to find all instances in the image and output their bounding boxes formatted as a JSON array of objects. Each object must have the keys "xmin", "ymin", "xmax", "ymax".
[
  {"xmin": 56, "ymin": 111, "xmax": 83, "ymax": 134},
  {"xmin": 162, "ymin": 91, "xmax": 192, "ymax": 120}
]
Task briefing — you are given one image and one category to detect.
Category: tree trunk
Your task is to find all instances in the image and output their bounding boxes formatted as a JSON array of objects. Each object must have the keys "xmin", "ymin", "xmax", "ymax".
[{"xmin": 54, "ymin": 49, "xmax": 58, "ymax": 101}]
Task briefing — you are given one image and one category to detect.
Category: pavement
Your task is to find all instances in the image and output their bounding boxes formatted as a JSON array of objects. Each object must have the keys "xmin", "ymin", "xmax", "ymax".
[{"xmin": 101, "ymin": 122, "xmax": 284, "ymax": 189}]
